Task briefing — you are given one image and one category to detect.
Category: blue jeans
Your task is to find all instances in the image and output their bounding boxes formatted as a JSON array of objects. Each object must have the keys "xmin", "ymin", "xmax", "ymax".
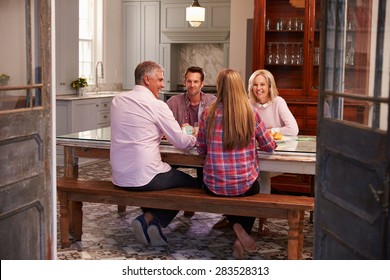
[{"xmin": 116, "ymin": 168, "xmax": 199, "ymax": 227}]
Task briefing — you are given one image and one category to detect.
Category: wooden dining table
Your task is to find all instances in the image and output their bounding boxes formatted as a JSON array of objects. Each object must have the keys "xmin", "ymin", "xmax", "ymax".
[{"xmin": 56, "ymin": 126, "xmax": 316, "ymax": 178}]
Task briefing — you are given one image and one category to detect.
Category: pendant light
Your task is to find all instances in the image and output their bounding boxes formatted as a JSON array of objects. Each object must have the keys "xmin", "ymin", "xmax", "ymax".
[{"xmin": 186, "ymin": 0, "xmax": 205, "ymax": 27}]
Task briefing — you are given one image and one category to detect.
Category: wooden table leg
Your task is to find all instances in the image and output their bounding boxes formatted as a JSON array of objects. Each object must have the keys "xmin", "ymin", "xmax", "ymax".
[
  {"xmin": 72, "ymin": 201, "xmax": 83, "ymax": 240},
  {"xmin": 287, "ymin": 209, "xmax": 301, "ymax": 260},
  {"xmin": 63, "ymin": 146, "xmax": 78, "ymax": 235},
  {"xmin": 298, "ymin": 210, "xmax": 305, "ymax": 258},
  {"xmin": 58, "ymin": 191, "xmax": 70, "ymax": 248},
  {"xmin": 118, "ymin": 205, "xmax": 126, "ymax": 214}
]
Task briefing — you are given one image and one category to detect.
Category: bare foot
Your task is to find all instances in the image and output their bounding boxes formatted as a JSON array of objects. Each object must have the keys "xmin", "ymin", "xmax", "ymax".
[
  {"xmin": 232, "ymin": 239, "xmax": 244, "ymax": 259},
  {"xmin": 232, "ymin": 223, "xmax": 256, "ymax": 251}
]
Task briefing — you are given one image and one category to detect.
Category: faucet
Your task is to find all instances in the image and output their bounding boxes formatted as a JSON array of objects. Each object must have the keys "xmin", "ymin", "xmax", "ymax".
[{"xmin": 95, "ymin": 61, "xmax": 104, "ymax": 94}]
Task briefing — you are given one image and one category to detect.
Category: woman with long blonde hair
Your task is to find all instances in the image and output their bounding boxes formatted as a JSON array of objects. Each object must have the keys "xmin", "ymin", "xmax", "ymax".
[
  {"xmin": 196, "ymin": 69, "xmax": 276, "ymax": 259},
  {"xmin": 248, "ymin": 69, "xmax": 299, "ymax": 235}
]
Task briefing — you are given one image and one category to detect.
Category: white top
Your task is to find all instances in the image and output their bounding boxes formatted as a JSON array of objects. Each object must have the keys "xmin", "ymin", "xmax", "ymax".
[
  {"xmin": 252, "ymin": 96, "xmax": 299, "ymax": 136},
  {"xmin": 110, "ymin": 85, "xmax": 196, "ymax": 187}
]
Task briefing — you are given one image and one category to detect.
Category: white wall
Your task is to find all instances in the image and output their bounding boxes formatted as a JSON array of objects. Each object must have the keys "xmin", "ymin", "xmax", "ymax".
[
  {"xmin": 0, "ymin": 0, "xmax": 27, "ymax": 86},
  {"xmin": 229, "ymin": 0, "xmax": 254, "ymax": 83}
]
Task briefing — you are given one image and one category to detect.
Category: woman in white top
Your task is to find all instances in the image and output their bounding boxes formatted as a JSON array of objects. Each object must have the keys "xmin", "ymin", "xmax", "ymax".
[
  {"xmin": 248, "ymin": 69, "xmax": 299, "ymax": 235},
  {"xmin": 248, "ymin": 69, "xmax": 299, "ymax": 136}
]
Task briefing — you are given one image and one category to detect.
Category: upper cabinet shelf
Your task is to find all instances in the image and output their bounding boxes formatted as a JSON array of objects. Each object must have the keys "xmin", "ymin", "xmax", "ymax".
[
  {"xmin": 252, "ymin": 0, "xmax": 320, "ymax": 99},
  {"xmin": 252, "ymin": 0, "xmax": 321, "ymax": 135}
]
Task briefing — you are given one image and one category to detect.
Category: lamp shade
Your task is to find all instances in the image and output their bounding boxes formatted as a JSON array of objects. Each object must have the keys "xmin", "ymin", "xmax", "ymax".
[{"xmin": 186, "ymin": 0, "xmax": 205, "ymax": 27}]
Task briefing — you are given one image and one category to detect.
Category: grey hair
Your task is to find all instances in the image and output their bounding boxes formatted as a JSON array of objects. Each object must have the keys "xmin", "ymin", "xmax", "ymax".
[{"xmin": 134, "ymin": 61, "xmax": 165, "ymax": 85}]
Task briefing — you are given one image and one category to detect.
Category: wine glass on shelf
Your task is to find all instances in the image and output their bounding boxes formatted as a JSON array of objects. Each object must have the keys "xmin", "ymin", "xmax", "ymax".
[
  {"xmin": 283, "ymin": 42, "xmax": 289, "ymax": 64},
  {"xmin": 274, "ymin": 43, "xmax": 280, "ymax": 64},
  {"xmin": 296, "ymin": 43, "xmax": 302, "ymax": 65},
  {"xmin": 290, "ymin": 43, "xmax": 295, "ymax": 65},
  {"xmin": 287, "ymin": 18, "xmax": 292, "ymax": 30},
  {"xmin": 266, "ymin": 42, "xmax": 273, "ymax": 64},
  {"xmin": 298, "ymin": 44, "xmax": 304, "ymax": 64},
  {"xmin": 266, "ymin": 18, "xmax": 271, "ymax": 31},
  {"xmin": 314, "ymin": 47, "xmax": 320, "ymax": 65}
]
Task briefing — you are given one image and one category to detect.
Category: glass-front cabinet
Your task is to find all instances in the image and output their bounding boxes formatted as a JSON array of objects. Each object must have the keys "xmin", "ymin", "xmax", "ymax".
[
  {"xmin": 253, "ymin": 0, "xmax": 321, "ymax": 136},
  {"xmin": 253, "ymin": 0, "xmax": 373, "ymax": 134},
  {"xmin": 323, "ymin": 0, "xmax": 374, "ymax": 126},
  {"xmin": 253, "ymin": 0, "xmax": 322, "ymax": 194}
]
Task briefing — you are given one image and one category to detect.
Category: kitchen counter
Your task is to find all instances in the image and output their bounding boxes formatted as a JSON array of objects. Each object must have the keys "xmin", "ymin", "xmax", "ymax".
[{"xmin": 56, "ymin": 91, "xmax": 121, "ymax": 101}]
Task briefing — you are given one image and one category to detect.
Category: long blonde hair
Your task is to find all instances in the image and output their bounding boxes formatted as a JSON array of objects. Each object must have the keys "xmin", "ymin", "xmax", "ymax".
[
  {"xmin": 247, "ymin": 69, "xmax": 279, "ymax": 103},
  {"xmin": 206, "ymin": 69, "xmax": 255, "ymax": 150}
]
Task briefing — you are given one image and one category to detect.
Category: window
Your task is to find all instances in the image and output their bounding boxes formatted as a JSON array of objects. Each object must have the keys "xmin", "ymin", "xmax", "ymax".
[
  {"xmin": 79, "ymin": 0, "xmax": 102, "ymax": 84},
  {"xmin": 323, "ymin": 0, "xmax": 388, "ymax": 131},
  {"xmin": 0, "ymin": 0, "xmax": 43, "ymax": 112}
]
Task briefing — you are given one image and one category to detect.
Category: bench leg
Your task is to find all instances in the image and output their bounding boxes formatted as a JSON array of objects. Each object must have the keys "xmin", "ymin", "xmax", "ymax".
[
  {"xmin": 287, "ymin": 209, "xmax": 304, "ymax": 260},
  {"xmin": 58, "ymin": 191, "xmax": 70, "ymax": 248},
  {"xmin": 118, "ymin": 205, "xmax": 126, "ymax": 214},
  {"xmin": 298, "ymin": 210, "xmax": 305, "ymax": 258},
  {"xmin": 71, "ymin": 201, "xmax": 83, "ymax": 241}
]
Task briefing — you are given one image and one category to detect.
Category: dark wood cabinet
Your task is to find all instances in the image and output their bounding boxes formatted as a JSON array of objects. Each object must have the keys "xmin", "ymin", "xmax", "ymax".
[
  {"xmin": 252, "ymin": 0, "xmax": 321, "ymax": 194},
  {"xmin": 252, "ymin": 0, "xmax": 373, "ymax": 194},
  {"xmin": 253, "ymin": 0, "xmax": 321, "ymax": 135}
]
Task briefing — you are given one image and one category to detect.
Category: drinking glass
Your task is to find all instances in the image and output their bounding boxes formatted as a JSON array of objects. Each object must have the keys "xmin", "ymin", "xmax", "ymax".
[
  {"xmin": 290, "ymin": 43, "xmax": 295, "ymax": 65},
  {"xmin": 296, "ymin": 44, "xmax": 303, "ymax": 64},
  {"xmin": 274, "ymin": 43, "xmax": 280, "ymax": 64},
  {"xmin": 314, "ymin": 47, "xmax": 320, "ymax": 65},
  {"xmin": 287, "ymin": 18, "xmax": 292, "ymax": 30},
  {"xmin": 267, "ymin": 42, "xmax": 273, "ymax": 64},
  {"xmin": 283, "ymin": 42, "xmax": 289, "ymax": 64},
  {"xmin": 266, "ymin": 18, "xmax": 271, "ymax": 30}
]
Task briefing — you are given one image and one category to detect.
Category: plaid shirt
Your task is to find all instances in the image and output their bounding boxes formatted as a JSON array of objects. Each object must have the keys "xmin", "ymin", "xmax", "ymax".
[
  {"xmin": 166, "ymin": 92, "xmax": 216, "ymax": 126},
  {"xmin": 196, "ymin": 103, "xmax": 277, "ymax": 196}
]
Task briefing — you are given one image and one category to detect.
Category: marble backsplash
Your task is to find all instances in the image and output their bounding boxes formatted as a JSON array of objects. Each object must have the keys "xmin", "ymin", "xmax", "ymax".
[{"xmin": 176, "ymin": 43, "xmax": 224, "ymax": 86}]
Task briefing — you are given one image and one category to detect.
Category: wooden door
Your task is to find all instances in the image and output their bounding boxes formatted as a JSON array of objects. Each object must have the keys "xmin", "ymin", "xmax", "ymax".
[
  {"xmin": 315, "ymin": 0, "xmax": 390, "ymax": 259},
  {"xmin": 0, "ymin": 0, "xmax": 53, "ymax": 259}
]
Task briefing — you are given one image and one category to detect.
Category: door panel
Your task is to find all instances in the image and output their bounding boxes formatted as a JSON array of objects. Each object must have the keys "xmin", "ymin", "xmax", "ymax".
[
  {"xmin": 0, "ymin": 0, "xmax": 53, "ymax": 259},
  {"xmin": 315, "ymin": 0, "xmax": 390, "ymax": 259},
  {"xmin": 316, "ymin": 122, "xmax": 387, "ymax": 259}
]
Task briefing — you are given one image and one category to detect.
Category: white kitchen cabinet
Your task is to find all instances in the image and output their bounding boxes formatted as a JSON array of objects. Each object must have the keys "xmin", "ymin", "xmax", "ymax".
[
  {"xmin": 160, "ymin": 0, "xmax": 230, "ymax": 43},
  {"xmin": 159, "ymin": 43, "xmax": 179, "ymax": 91},
  {"xmin": 56, "ymin": 97, "xmax": 113, "ymax": 136},
  {"xmin": 56, "ymin": 96, "xmax": 113, "ymax": 166},
  {"xmin": 122, "ymin": 1, "xmax": 160, "ymax": 89}
]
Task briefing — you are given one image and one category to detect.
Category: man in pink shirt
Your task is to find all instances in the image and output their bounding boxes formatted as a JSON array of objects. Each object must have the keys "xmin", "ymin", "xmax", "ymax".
[{"xmin": 110, "ymin": 61, "xmax": 199, "ymax": 247}]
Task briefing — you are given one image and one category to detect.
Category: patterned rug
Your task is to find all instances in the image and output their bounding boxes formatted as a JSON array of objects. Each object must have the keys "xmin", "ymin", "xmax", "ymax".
[{"xmin": 56, "ymin": 160, "xmax": 313, "ymax": 260}]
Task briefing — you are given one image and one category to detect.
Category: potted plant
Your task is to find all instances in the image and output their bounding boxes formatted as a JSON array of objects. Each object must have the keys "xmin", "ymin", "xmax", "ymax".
[
  {"xmin": 70, "ymin": 77, "xmax": 88, "ymax": 95},
  {"xmin": 0, "ymin": 73, "xmax": 10, "ymax": 86}
]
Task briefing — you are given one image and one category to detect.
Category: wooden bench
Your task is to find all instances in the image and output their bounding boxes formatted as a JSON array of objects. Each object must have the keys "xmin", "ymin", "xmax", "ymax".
[{"xmin": 57, "ymin": 177, "xmax": 315, "ymax": 260}]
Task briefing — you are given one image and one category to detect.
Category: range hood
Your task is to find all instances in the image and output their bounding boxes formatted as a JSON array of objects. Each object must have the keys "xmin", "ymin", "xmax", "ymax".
[
  {"xmin": 160, "ymin": 1, "xmax": 230, "ymax": 44},
  {"xmin": 161, "ymin": 30, "xmax": 230, "ymax": 43}
]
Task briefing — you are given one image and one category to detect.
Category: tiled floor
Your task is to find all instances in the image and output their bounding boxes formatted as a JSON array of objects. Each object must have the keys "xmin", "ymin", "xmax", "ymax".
[{"xmin": 56, "ymin": 160, "xmax": 313, "ymax": 260}]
